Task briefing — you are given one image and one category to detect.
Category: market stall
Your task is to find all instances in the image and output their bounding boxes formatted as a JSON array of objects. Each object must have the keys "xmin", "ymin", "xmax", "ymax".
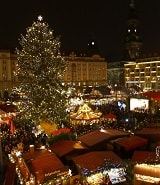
[
  {"xmin": 9, "ymin": 148, "xmax": 72, "ymax": 184},
  {"xmin": 115, "ymin": 135, "xmax": 148, "ymax": 151},
  {"xmin": 72, "ymin": 151, "xmax": 126, "ymax": 185},
  {"xmin": 30, "ymin": 153, "xmax": 70, "ymax": 184},
  {"xmin": 133, "ymin": 163, "xmax": 160, "ymax": 185},
  {"xmin": 104, "ymin": 113, "xmax": 116, "ymax": 120},
  {"xmin": 78, "ymin": 129, "xmax": 129, "ymax": 149},
  {"xmin": 142, "ymin": 91, "xmax": 160, "ymax": 114},
  {"xmin": 103, "ymin": 113, "xmax": 117, "ymax": 128}
]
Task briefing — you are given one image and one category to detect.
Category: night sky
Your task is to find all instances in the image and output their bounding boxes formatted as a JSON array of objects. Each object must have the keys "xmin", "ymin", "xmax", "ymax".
[{"xmin": 0, "ymin": 0, "xmax": 160, "ymax": 60}]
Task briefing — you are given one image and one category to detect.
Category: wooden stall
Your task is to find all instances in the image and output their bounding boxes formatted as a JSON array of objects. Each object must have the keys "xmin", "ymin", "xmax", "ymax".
[{"xmin": 133, "ymin": 163, "xmax": 160, "ymax": 185}]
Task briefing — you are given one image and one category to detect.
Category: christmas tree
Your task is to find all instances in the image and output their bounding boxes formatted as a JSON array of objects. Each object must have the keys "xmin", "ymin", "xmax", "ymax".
[{"xmin": 14, "ymin": 15, "xmax": 68, "ymax": 125}]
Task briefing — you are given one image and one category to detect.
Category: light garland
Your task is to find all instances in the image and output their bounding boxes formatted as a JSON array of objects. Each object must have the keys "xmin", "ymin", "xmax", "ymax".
[
  {"xmin": 13, "ymin": 15, "xmax": 68, "ymax": 125},
  {"xmin": 134, "ymin": 163, "xmax": 160, "ymax": 184},
  {"xmin": 79, "ymin": 161, "xmax": 127, "ymax": 184},
  {"xmin": 156, "ymin": 146, "xmax": 160, "ymax": 160}
]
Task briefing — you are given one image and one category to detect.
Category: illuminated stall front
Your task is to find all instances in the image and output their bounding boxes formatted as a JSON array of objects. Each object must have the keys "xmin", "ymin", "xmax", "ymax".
[
  {"xmin": 9, "ymin": 148, "xmax": 72, "ymax": 185},
  {"xmin": 134, "ymin": 163, "xmax": 160, "ymax": 185},
  {"xmin": 72, "ymin": 151, "xmax": 126, "ymax": 185}
]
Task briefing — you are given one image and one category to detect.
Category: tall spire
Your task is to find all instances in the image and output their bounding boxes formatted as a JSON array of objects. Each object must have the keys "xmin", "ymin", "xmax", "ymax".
[
  {"xmin": 130, "ymin": 0, "xmax": 135, "ymax": 9},
  {"xmin": 125, "ymin": 0, "xmax": 143, "ymax": 60}
]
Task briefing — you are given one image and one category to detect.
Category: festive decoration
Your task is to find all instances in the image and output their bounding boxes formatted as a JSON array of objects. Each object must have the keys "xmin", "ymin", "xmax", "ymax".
[
  {"xmin": 70, "ymin": 103, "xmax": 102, "ymax": 124},
  {"xmin": 13, "ymin": 15, "xmax": 68, "ymax": 125},
  {"xmin": 134, "ymin": 163, "xmax": 160, "ymax": 184},
  {"xmin": 156, "ymin": 146, "xmax": 160, "ymax": 160},
  {"xmin": 79, "ymin": 161, "xmax": 127, "ymax": 185}
]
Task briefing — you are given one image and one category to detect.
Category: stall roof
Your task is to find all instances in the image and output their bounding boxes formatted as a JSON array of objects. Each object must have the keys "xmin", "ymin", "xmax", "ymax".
[
  {"xmin": 115, "ymin": 136, "xmax": 148, "ymax": 151},
  {"xmin": 78, "ymin": 129, "xmax": 129, "ymax": 147},
  {"xmin": 142, "ymin": 91, "xmax": 160, "ymax": 101},
  {"xmin": 21, "ymin": 149, "xmax": 69, "ymax": 184},
  {"xmin": 23, "ymin": 149, "xmax": 52, "ymax": 161},
  {"xmin": 72, "ymin": 151, "xmax": 122, "ymax": 171},
  {"xmin": 132, "ymin": 151, "xmax": 156, "ymax": 163},
  {"xmin": 50, "ymin": 140, "xmax": 88, "ymax": 157},
  {"xmin": 135, "ymin": 128, "xmax": 160, "ymax": 141},
  {"xmin": 30, "ymin": 153, "xmax": 64, "ymax": 172}
]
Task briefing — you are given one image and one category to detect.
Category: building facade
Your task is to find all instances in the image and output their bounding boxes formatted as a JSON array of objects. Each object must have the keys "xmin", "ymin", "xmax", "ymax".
[
  {"xmin": 63, "ymin": 52, "xmax": 107, "ymax": 87},
  {"xmin": 0, "ymin": 50, "xmax": 107, "ymax": 98},
  {"xmin": 124, "ymin": 58, "xmax": 160, "ymax": 91},
  {"xmin": 0, "ymin": 50, "xmax": 18, "ymax": 97},
  {"xmin": 107, "ymin": 61, "xmax": 125, "ymax": 86}
]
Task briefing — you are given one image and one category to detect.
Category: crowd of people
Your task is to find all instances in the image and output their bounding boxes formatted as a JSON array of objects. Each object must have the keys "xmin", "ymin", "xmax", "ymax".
[
  {"xmin": 0, "ymin": 100, "xmax": 159, "ymax": 163},
  {"xmin": 68, "ymin": 101, "xmax": 154, "ymax": 136},
  {"xmin": 1, "ymin": 119, "xmax": 47, "ymax": 162}
]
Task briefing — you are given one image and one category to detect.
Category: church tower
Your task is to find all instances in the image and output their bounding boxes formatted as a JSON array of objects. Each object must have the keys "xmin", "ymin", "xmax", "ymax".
[{"xmin": 125, "ymin": 0, "xmax": 143, "ymax": 60}]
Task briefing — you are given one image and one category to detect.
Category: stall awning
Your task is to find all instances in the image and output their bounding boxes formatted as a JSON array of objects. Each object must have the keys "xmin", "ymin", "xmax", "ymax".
[
  {"xmin": 104, "ymin": 113, "xmax": 116, "ymax": 119},
  {"xmin": 142, "ymin": 91, "xmax": 160, "ymax": 101}
]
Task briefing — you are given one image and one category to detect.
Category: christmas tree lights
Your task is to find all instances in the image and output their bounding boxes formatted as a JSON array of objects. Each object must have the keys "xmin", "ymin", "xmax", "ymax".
[{"xmin": 13, "ymin": 15, "xmax": 68, "ymax": 125}]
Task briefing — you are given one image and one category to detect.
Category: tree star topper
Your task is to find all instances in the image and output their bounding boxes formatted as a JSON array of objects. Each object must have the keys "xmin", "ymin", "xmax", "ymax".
[{"xmin": 38, "ymin": 15, "xmax": 43, "ymax": 21}]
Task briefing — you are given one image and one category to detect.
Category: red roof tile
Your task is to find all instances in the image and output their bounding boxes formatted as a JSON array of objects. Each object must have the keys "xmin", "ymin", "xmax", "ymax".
[{"xmin": 30, "ymin": 153, "xmax": 66, "ymax": 183}]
